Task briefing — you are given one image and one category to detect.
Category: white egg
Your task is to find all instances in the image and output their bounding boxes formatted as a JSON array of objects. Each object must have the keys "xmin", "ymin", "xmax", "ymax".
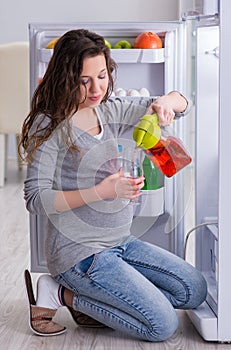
[
  {"xmin": 115, "ymin": 88, "xmax": 127, "ymax": 96},
  {"xmin": 139, "ymin": 87, "xmax": 150, "ymax": 97},
  {"xmin": 127, "ymin": 89, "xmax": 140, "ymax": 97}
]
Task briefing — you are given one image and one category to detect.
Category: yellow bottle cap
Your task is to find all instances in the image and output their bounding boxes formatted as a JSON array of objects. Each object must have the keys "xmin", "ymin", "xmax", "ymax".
[{"xmin": 133, "ymin": 114, "xmax": 161, "ymax": 149}]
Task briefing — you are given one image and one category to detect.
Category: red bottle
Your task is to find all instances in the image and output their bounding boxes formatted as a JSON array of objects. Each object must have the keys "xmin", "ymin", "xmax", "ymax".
[{"xmin": 133, "ymin": 114, "xmax": 191, "ymax": 177}]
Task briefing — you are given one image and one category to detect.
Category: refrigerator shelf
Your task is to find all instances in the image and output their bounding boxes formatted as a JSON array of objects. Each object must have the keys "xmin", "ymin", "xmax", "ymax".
[{"xmin": 38, "ymin": 48, "xmax": 165, "ymax": 64}]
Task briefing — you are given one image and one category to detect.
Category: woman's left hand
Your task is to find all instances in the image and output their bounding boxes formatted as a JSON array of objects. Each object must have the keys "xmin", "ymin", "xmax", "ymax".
[
  {"xmin": 147, "ymin": 91, "xmax": 187, "ymax": 126},
  {"xmin": 147, "ymin": 96, "xmax": 175, "ymax": 126}
]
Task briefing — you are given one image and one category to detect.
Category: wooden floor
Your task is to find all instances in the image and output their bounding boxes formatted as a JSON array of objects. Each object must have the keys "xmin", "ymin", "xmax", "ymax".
[{"xmin": 1, "ymin": 159, "xmax": 231, "ymax": 350}]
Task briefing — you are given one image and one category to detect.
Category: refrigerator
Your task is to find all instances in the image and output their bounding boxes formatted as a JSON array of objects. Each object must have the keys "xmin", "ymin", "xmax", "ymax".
[
  {"xmin": 28, "ymin": 14, "xmax": 229, "ymax": 342},
  {"xmin": 29, "ymin": 20, "xmax": 190, "ymax": 272}
]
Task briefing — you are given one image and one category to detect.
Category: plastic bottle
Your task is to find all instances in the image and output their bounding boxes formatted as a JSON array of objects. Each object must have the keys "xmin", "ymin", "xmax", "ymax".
[
  {"xmin": 117, "ymin": 144, "xmax": 123, "ymax": 170},
  {"xmin": 142, "ymin": 156, "xmax": 164, "ymax": 189},
  {"xmin": 133, "ymin": 114, "xmax": 192, "ymax": 178}
]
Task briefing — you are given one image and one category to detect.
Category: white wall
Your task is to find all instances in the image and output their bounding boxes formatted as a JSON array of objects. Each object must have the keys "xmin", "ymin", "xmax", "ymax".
[{"xmin": 1, "ymin": 0, "xmax": 180, "ymax": 44}]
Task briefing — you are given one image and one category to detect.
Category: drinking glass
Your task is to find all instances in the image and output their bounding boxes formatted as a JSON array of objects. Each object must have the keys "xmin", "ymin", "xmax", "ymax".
[{"xmin": 122, "ymin": 147, "xmax": 144, "ymax": 205}]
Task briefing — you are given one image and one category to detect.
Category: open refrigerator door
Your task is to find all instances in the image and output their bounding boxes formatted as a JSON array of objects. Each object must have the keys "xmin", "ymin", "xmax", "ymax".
[{"xmin": 184, "ymin": 10, "xmax": 231, "ymax": 342}]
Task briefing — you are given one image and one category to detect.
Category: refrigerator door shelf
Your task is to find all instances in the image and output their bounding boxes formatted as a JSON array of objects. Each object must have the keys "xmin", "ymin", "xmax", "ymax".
[
  {"xmin": 38, "ymin": 48, "xmax": 165, "ymax": 64},
  {"xmin": 112, "ymin": 48, "xmax": 165, "ymax": 63},
  {"xmin": 134, "ymin": 188, "xmax": 164, "ymax": 217}
]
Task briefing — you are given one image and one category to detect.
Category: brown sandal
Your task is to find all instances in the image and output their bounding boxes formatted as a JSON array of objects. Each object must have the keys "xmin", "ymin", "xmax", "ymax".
[
  {"xmin": 24, "ymin": 270, "xmax": 66, "ymax": 336},
  {"xmin": 67, "ymin": 306, "xmax": 106, "ymax": 328}
]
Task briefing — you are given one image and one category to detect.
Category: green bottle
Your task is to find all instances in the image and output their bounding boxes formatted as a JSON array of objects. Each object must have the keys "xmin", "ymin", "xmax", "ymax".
[{"xmin": 142, "ymin": 156, "xmax": 164, "ymax": 190}]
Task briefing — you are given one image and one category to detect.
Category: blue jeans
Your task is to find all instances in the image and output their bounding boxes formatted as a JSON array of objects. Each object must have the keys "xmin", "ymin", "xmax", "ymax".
[{"xmin": 55, "ymin": 237, "xmax": 207, "ymax": 342}]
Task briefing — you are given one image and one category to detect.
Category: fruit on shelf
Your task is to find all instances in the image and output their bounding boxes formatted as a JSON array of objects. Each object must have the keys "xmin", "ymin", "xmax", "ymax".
[
  {"xmin": 114, "ymin": 40, "xmax": 133, "ymax": 49},
  {"xmin": 139, "ymin": 87, "xmax": 150, "ymax": 97},
  {"xmin": 45, "ymin": 37, "xmax": 60, "ymax": 49},
  {"xmin": 104, "ymin": 39, "xmax": 112, "ymax": 49},
  {"xmin": 134, "ymin": 32, "xmax": 162, "ymax": 49}
]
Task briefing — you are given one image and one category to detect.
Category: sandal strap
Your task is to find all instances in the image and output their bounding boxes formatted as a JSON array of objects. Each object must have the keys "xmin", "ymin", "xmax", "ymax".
[
  {"xmin": 24, "ymin": 270, "xmax": 36, "ymax": 305},
  {"xmin": 32, "ymin": 316, "xmax": 53, "ymax": 322}
]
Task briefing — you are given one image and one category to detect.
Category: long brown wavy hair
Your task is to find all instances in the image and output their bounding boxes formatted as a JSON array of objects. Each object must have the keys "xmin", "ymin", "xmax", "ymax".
[{"xmin": 19, "ymin": 29, "xmax": 117, "ymax": 162}]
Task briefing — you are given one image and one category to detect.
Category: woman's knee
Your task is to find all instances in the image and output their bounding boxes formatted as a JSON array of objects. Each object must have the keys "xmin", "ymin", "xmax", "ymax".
[
  {"xmin": 191, "ymin": 271, "xmax": 207, "ymax": 308},
  {"xmin": 183, "ymin": 267, "xmax": 207, "ymax": 309},
  {"xmin": 146, "ymin": 308, "xmax": 179, "ymax": 342}
]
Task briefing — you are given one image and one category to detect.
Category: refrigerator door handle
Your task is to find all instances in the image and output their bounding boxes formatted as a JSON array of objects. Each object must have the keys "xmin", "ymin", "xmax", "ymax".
[{"xmin": 205, "ymin": 46, "xmax": 219, "ymax": 58}]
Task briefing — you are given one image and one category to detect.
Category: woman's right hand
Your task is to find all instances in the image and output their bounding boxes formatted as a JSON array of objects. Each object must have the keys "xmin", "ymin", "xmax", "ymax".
[{"xmin": 96, "ymin": 170, "xmax": 144, "ymax": 201}]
